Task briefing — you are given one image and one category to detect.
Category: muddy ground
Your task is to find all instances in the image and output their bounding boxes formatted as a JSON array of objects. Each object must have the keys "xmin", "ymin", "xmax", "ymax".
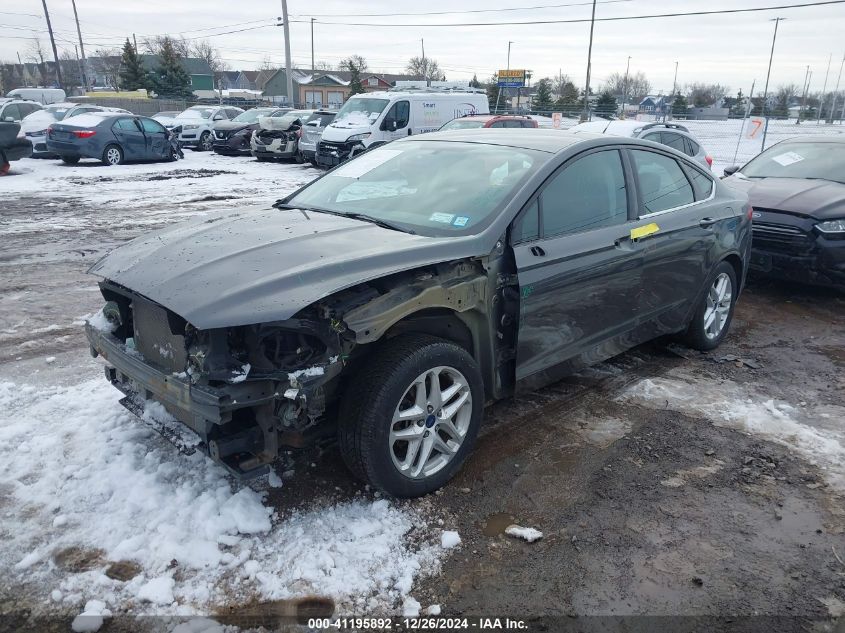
[{"xmin": 1, "ymin": 171, "xmax": 844, "ymax": 632}]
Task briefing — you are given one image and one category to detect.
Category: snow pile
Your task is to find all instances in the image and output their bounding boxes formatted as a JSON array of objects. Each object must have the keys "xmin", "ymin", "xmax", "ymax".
[
  {"xmin": 0, "ymin": 377, "xmax": 444, "ymax": 616},
  {"xmin": 440, "ymin": 530, "xmax": 461, "ymax": 549},
  {"xmin": 504, "ymin": 525, "xmax": 543, "ymax": 543},
  {"xmin": 70, "ymin": 599, "xmax": 111, "ymax": 632},
  {"xmin": 620, "ymin": 368, "xmax": 845, "ymax": 491}
]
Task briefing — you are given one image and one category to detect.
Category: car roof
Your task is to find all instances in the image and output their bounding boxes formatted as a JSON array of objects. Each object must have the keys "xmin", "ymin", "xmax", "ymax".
[{"xmin": 405, "ymin": 128, "xmax": 609, "ymax": 152}]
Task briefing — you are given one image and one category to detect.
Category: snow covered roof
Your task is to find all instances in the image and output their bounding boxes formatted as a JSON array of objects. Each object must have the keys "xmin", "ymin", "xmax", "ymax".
[{"xmin": 56, "ymin": 112, "xmax": 117, "ymax": 128}]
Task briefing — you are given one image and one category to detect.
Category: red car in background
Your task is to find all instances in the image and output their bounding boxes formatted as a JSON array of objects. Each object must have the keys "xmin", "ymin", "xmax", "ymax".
[{"xmin": 439, "ymin": 114, "xmax": 540, "ymax": 130}]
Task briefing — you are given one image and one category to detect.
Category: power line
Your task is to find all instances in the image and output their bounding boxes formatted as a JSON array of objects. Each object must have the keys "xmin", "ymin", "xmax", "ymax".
[
  {"xmin": 301, "ymin": 0, "xmax": 845, "ymax": 27},
  {"xmin": 297, "ymin": 0, "xmax": 636, "ymax": 18}
]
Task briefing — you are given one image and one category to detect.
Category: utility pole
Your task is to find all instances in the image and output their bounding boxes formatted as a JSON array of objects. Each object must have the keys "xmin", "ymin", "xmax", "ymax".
[
  {"xmin": 279, "ymin": 0, "xmax": 293, "ymax": 107},
  {"xmin": 494, "ymin": 41, "xmax": 512, "ymax": 113},
  {"xmin": 40, "ymin": 0, "xmax": 63, "ymax": 90},
  {"xmin": 668, "ymin": 60, "xmax": 679, "ymax": 120},
  {"xmin": 133, "ymin": 33, "xmax": 138, "ymax": 53},
  {"xmin": 582, "ymin": 0, "xmax": 598, "ymax": 122},
  {"xmin": 421, "ymin": 38, "xmax": 426, "ymax": 85},
  {"xmin": 829, "ymin": 52, "xmax": 845, "ymax": 124},
  {"xmin": 71, "ymin": 0, "xmax": 88, "ymax": 91},
  {"xmin": 74, "ymin": 45, "xmax": 84, "ymax": 92},
  {"xmin": 310, "ymin": 18, "xmax": 315, "ymax": 71},
  {"xmin": 621, "ymin": 55, "xmax": 631, "ymax": 118},
  {"xmin": 817, "ymin": 53, "xmax": 832, "ymax": 123},
  {"xmin": 761, "ymin": 17, "xmax": 785, "ymax": 150},
  {"xmin": 798, "ymin": 64, "xmax": 810, "ymax": 123}
]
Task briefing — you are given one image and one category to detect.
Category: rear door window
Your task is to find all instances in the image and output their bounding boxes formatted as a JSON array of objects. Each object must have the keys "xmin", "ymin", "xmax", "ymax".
[
  {"xmin": 2, "ymin": 104, "xmax": 21, "ymax": 121},
  {"xmin": 114, "ymin": 118, "xmax": 141, "ymax": 132},
  {"xmin": 684, "ymin": 165, "xmax": 714, "ymax": 200},
  {"xmin": 630, "ymin": 149, "xmax": 695, "ymax": 214},
  {"xmin": 540, "ymin": 150, "xmax": 629, "ymax": 238},
  {"xmin": 660, "ymin": 132, "xmax": 687, "ymax": 153}
]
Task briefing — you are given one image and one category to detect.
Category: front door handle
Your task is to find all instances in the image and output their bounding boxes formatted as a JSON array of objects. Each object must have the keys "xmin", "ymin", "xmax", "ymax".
[
  {"xmin": 530, "ymin": 245, "xmax": 546, "ymax": 257},
  {"xmin": 699, "ymin": 217, "xmax": 718, "ymax": 228}
]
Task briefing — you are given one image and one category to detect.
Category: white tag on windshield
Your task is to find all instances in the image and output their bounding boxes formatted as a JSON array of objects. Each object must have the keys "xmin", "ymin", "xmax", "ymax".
[
  {"xmin": 771, "ymin": 151, "xmax": 804, "ymax": 166},
  {"xmin": 333, "ymin": 149, "xmax": 402, "ymax": 178}
]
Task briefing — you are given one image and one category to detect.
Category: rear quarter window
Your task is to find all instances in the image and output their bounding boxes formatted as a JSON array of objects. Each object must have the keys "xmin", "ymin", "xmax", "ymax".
[{"xmin": 683, "ymin": 164, "xmax": 714, "ymax": 200}]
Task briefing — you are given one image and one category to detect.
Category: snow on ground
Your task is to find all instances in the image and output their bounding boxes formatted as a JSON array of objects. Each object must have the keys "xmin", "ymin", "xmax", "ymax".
[
  {"xmin": 0, "ymin": 376, "xmax": 446, "ymax": 618},
  {"xmin": 620, "ymin": 368, "xmax": 845, "ymax": 492},
  {"xmin": 2, "ymin": 151, "xmax": 320, "ymax": 242}
]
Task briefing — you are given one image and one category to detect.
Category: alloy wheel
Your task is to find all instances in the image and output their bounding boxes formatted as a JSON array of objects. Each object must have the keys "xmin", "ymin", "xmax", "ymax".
[
  {"xmin": 201, "ymin": 132, "xmax": 212, "ymax": 151},
  {"xmin": 703, "ymin": 272, "xmax": 732, "ymax": 339},
  {"xmin": 105, "ymin": 147, "xmax": 121, "ymax": 165},
  {"xmin": 389, "ymin": 366, "xmax": 472, "ymax": 480}
]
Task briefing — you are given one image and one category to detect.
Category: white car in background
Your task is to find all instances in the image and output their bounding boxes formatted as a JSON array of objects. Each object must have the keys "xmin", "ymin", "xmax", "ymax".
[
  {"xmin": 170, "ymin": 105, "xmax": 244, "ymax": 151},
  {"xmin": 21, "ymin": 103, "xmax": 130, "ymax": 157}
]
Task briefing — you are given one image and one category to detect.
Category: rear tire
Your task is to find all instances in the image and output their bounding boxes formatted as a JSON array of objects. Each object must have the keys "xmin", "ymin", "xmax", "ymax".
[
  {"xmin": 683, "ymin": 261, "xmax": 738, "ymax": 351},
  {"xmin": 61, "ymin": 156, "xmax": 80, "ymax": 165},
  {"xmin": 338, "ymin": 334, "xmax": 483, "ymax": 497},
  {"xmin": 101, "ymin": 144, "xmax": 123, "ymax": 166}
]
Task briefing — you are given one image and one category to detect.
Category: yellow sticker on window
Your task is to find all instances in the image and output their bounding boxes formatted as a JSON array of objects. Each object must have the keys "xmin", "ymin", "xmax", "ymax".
[{"xmin": 630, "ymin": 223, "xmax": 660, "ymax": 240}]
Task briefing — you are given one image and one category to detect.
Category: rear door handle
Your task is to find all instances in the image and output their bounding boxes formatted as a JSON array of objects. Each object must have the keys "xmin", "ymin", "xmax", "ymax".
[
  {"xmin": 699, "ymin": 217, "xmax": 718, "ymax": 228},
  {"xmin": 530, "ymin": 245, "xmax": 546, "ymax": 257}
]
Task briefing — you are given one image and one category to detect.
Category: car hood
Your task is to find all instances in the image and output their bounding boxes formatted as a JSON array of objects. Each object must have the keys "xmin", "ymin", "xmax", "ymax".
[
  {"xmin": 89, "ymin": 206, "xmax": 478, "ymax": 329},
  {"xmin": 727, "ymin": 176, "xmax": 845, "ymax": 220},
  {"xmin": 213, "ymin": 120, "xmax": 255, "ymax": 132}
]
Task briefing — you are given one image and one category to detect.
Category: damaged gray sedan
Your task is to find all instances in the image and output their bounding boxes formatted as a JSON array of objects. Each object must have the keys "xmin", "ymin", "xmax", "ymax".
[{"xmin": 86, "ymin": 129, "xmax": 751, "ymax": 497}]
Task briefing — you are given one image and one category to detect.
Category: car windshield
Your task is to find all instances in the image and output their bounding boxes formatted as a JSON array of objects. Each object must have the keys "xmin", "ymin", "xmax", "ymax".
[
  {"xmin": 232, "ymin": 109, "xmax": 273, "ymax": 123},
  {"xmin": 272, "ymin": 111, "xmax": 312, "ymax": 128},
  {"xmin": 177, "ymin": 108, "xmax": 214, "ymax": 120},
  {"xmin": 333, "ymin": 98, "xmax": 389, "ymax": 125},
  {"xmin": 441, "ymin": 119, "xmax": 487, "ymax": 130},
  {"xmin": 286, "ymin": 140, "xmax": 543, "ymax": 236},
  {"xmin": 741, "ymin": 141, "xmax": 845, "ymax": 184}
]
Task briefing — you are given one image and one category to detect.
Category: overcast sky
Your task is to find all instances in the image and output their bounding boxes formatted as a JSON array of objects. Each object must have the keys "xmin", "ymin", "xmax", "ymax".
[{"xmin": 3, "ymin": 0, "xmax": 845, "ymax": 95}]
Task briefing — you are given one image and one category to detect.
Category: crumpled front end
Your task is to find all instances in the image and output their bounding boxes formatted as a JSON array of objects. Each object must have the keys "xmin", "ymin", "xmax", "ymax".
[
  {"xmin": 250, "ymin": 122, "xmax": 299, "ymax": 160},
  {"xmin": 86, "ymin": 281, "xmax": 345, "ymax": 478}
]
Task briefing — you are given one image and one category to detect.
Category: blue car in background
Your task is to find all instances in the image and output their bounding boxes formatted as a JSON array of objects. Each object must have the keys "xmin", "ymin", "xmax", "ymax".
[{"xmin": 47, "ymin": 112, "xmax": 180, "ymax": 166}]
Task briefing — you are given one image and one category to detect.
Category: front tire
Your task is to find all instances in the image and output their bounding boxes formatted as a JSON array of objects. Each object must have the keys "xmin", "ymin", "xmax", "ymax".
[
  {"xmin": 101, "ymin": 144, "xmax": 123, "ymax": 166},
  {"xmin": 195, "ymin": 131, "xmax": 213, "ymax": 152},
  {"xmin": 338, "ymin": 334, "xmax": 483, "ymax": 497},
  {"xmin": 683, "ymin": 261, "xmax": 738, "ymax": 351}
]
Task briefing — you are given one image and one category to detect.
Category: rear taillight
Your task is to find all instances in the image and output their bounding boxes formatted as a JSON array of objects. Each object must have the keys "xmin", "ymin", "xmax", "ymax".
[
  {"xmin": 705, "ymin": 155, "xmax": 713, "ymax": 168},
  {"xmin": 747, "ymin": 206, "xmax": 754, "ymax": 221},
  {"xmin": 72, "ymin": 130, "xmax": 96, "ymax": 139}
]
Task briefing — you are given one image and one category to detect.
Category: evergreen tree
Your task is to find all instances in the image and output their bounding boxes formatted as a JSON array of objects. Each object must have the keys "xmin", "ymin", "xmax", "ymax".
[
  {"xmin": 594, "ymin": 91, "xmax": 617, "ymax": 116},
  {"xmin": 119, "ymin": 38, "xmax": 148, "ymax": 91},
  {"xmin": 342, "ymin": 56, "xmax": 366, "ymax": 95},
  {"xmin": 469, "ymin": 74, "xmax": 481, "ymax": 89},
  {"xmin": 532, "ymin": 78, "xmax": 554, "ymax": 112},
  {"xmin": 148, "ymin": 38, "xmax": 193, "ymax": 99},
  {"xmin": 486, "ymin": 75, "xmax": 501, "ymax": 111},
  {"xmin": 671, "ymin": 92, "xmax": 689, "ymax": 116}
]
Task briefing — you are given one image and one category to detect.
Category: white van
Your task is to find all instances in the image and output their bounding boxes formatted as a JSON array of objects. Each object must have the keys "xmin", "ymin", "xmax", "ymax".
[
  {"xmin": 316, "ymin": 89, "xmax": 489, "ymax": 167},
  {"xmin": 5, "ymin": 88, "xmax": 67, "ymax": 105}
]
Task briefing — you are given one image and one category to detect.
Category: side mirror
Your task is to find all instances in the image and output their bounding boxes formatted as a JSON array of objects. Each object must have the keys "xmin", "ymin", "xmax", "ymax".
[{"xmin": 723, "ymin": 165, "xmax": 740, "ymax": 177}]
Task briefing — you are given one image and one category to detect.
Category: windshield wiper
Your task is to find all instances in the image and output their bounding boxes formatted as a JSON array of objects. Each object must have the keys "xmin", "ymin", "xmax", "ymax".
[{"xmin": 273, "ymin": 202, "xmax": 415, "ymax": 234}]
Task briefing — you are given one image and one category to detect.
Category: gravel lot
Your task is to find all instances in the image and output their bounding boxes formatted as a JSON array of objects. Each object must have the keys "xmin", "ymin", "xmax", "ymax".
[{"xmin": 1, "ymin": 151, "xmax": 843, "ymax": 632}]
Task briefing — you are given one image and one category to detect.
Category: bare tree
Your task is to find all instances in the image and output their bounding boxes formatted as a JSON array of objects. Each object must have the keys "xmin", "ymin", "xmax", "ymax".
[
  {"xmin": 406, "ymin": 56, "xmax": 445, "ymax": 82},
  {"xmin": 191, "ymin": 39, "xmax": 227, "ymax": 73},
  {"xmin": 91, "ymin": 48, "xmax": 122, "ymax": 90},
  {"xmin": 341, "ymin": 55, "xmax": 368, "ymax": 74},
  {"xmin": 602, "ymin": 71, "xmax": 652, "ymax": 102},
  {"xmin": 26, "ymin": 39, "xmax": 50, "ymax": 85},
  {"xmin": 59, "ymin": 50, "xmax": 82, "ymax": 91},
  {"xmin": 143, "ymin": 35, "xmax": 191, "ymax": 58},
  {"xmin": 685, "ymin": 82, "xmax": 730, "ymax": 107},
  {"xmin": 314, "ymin": 60, "xmax": 334, "ymax": 71}
]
